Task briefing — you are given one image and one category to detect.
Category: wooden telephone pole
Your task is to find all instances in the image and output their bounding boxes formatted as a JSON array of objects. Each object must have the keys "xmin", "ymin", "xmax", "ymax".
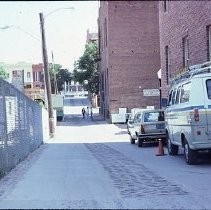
[{"xmin": 39, "ymin": 12, "xmax": 55, "ymax": 137}]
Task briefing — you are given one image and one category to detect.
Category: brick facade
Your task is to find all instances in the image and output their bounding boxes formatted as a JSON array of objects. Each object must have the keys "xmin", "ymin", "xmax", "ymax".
[
  {"xmin": 98, "ymin": 1, "xmax": 160, "ymax": 118},
  {"xmin": 32, "ymin": 63, "xmax": 44, "ymax": 89},
  {"xmin": 159, "ymin": 1, "xmax": 211, "ymax": 98}
]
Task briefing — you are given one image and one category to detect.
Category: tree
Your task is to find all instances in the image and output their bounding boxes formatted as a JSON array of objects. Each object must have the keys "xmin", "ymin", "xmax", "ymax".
[
  {"xmin": 56, "ymin": 68, "xmax": 72, "ymax": 92},
  {"xmin": 0, "ymin": 65, "xmax": 9, "ymax": 79},
  {"xmin": 49, "ymin": 63, "xmax": 72, "ymax": 93},
  {"xmin": 73, "ymin": 42, "xmax": 99, "ymax": 94}
]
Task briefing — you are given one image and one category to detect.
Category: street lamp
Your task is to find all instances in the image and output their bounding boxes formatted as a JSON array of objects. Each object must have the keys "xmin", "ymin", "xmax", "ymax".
[
  {"xmin": 157, "ymin": 69, "xmax": 162, "ymax": 109},
  {"xmin": 1, "ymin": 7, "xmax": 74, "ymax": 138},
  {"xmin": 39, "ymin": 7, "xmax": 74, "ymax": 137}
]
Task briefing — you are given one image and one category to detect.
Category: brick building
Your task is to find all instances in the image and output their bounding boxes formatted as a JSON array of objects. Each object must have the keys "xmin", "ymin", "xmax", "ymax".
[
  {"xmin": 98, "ymin": 1, "xmax": 161, "ymax": 119},
  {"xmin": 159, "ymin": 1, "xmax": 211, "ymax": 98},
  {"xmin": 0, "ymin": 62, "xmax": 33, "ymax": 89},
  {"xmin": 32, "ymin": 63, "xmax": 44, "ymax": 89}
]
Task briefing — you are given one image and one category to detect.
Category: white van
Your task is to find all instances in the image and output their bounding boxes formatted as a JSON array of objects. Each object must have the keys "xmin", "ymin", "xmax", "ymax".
[{"xmin": 165, "ymin": 61, "xmax": 211, "ymax": 164}]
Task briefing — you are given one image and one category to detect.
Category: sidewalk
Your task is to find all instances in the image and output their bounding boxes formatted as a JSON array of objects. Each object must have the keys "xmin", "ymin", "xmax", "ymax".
[{"xmin": 0, "ymin": 115, "xmax": 129, "ymax": 209}]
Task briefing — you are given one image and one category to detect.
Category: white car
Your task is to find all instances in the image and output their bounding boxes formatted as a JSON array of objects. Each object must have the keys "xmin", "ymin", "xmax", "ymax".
[{"xmin": 127, "ymin": 109, "xmax": 166, "ymax": 147}]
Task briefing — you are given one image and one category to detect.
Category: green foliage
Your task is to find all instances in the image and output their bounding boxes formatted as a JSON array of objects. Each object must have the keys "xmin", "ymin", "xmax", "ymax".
[
  {"xmin": 56, "ymin": 68, "xmax": 72, "ymax": 92},
  {"xmin": 73, "ymin": 42, "xmax": 99, "ymax": 94},
  {"xmin": 0, "ymin": 65, "xmax": 9, "ymax": 79},
  {"xmin": 49, "ymin": 64, "xmax": 72, "ymax": 93}
]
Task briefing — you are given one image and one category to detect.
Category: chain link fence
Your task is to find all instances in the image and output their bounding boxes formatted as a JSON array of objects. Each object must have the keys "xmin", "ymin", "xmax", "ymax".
[{"xmin": 0, "ymin": 78, "xmax": 43, "ymax": 178}]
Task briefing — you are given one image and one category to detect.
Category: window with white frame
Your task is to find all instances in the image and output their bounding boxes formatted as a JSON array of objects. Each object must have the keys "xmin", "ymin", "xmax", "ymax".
[
  {"xmin": 27, "ymin": 72, "xmax": 31, "ymax": 79},
  {"xmin": 182, "ymin": 36, "xmax": 189, "ymax": 68},
  {"xmin": 33, "ymin": 72, "xmax": 39, "ymax": 82}
]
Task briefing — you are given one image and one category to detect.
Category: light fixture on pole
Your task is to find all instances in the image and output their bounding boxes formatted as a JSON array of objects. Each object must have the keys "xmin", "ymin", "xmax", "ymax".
[{"xmin": 0, "ymin": 25, "xmax": 41, "ymax": 42}]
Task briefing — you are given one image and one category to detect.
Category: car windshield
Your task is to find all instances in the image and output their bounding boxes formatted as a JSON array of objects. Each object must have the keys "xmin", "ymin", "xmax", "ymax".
[{"xmin": 143, "ymin": 111, "xmax": 164, "ymax": 122}]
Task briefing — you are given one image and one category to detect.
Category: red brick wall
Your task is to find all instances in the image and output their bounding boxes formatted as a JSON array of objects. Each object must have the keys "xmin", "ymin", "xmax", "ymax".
[
  {"xmin": 159, "ymin": 1, "xmax": 211, "ymax": 98},
  {"xmin": 32, "ymin": 63, "xmax": 44, "ymax": 88},
  {"xmin": 98, "ymin": 1, "xmax": 109, "ymax": 117},
  {"xmin": 99, "ymin": 1, "xmax": 160, "ymax": 116}
]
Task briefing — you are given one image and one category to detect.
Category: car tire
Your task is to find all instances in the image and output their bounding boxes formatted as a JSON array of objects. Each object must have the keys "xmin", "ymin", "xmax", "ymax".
[
  {"xmin": 138, "ymin": 138, "xmax": 143, "ymax": 147},
  {"xmin": 130, "ymin": 136, "xmax": 135, "ymax": 144},
  {"xmin": 184, "ymin": 140, "xmax": 198, "ymax": 165},
  {"xmin": 167, "ymin": 134, "xmax": 179, "ymax": 155}
]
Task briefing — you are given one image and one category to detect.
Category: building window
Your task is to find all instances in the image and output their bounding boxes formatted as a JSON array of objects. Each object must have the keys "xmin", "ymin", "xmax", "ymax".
[
  {"xmin": 27, "ymin": 72, "xmax": 31, "ymax": 79},
  {"xmin": 163, "ymin": 0, "xmax": 168, "ymax": 12},
  {"xmin": 182, "ymin": 36, "xmax": 189, "ymax": 68},
  {"xmin": 165, "ymin": 46, "xmax": 169, "ymax": 84},
  {"xmin": 33, "ymin": 72, "xmax": 39, "ymax": 82},
  {"xmin": 104, "ymin": 18, "xmax": 107, "ymax": 48},
  {"xmin": 98, "ymin": 20, "xmax": 101, "ymax": 56},
  {"xmin": 207, "ymin": 25, "xmax": 211, "ymax": 61},
  {"xmin": 12, "ymin": 70, "xmax": 17, "ymax": 76}
]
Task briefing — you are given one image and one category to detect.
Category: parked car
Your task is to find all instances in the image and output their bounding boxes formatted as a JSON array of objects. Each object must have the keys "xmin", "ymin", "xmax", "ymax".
[
  {"xmin": 165, "ymin": 61, "xmax": 211, "ymax": 165},
  {"xmin": 127, "ymin": 109, "xmax": 166, "ymax": 147}
]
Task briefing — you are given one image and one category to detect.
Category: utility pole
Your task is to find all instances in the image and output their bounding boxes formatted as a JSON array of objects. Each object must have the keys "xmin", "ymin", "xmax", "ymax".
[{"xmin": 39, "ymin": 12, "xmax": 55, "ymax": 137}]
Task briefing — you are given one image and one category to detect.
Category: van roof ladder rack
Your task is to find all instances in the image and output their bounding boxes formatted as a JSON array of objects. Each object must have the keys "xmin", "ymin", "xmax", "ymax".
[{"xmin": 170, "ymin": 61, "xmax": 211, "ymax": 86}]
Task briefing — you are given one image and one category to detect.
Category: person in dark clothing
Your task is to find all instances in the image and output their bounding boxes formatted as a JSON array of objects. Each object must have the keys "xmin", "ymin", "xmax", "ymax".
[{"xmin": 82, "ymin": 108, "xmax": 86, "ymax": 119}]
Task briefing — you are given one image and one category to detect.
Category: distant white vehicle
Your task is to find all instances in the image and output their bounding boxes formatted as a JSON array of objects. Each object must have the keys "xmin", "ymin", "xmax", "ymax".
[{"xmin": 51, "ymin": 94, "xmax": 64, "ymax": 121}]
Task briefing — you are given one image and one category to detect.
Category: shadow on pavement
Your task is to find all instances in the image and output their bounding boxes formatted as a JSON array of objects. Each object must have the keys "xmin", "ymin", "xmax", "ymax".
[
  {"xmin": 113, "ymin": 124, "xmax": 127, "ymax": 130},
  {"xmin": 114, "ymin": 131, "xmax": 129, "ymax": 135},
  {"xmin": 57, "ymin": 114, "xmax": 107, "ymax": 127}
]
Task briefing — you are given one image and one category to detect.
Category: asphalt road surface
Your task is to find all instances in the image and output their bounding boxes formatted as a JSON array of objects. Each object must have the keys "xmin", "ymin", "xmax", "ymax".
[{"xmin": 0, "ymin": 97, "xmax": 211, "ymax": 209}]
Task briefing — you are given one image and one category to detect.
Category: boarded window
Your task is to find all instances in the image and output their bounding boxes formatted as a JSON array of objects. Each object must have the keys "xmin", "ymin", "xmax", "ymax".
[{"xmin": 182, "ymin": 36, "xmax": 189, "ymax": 68}]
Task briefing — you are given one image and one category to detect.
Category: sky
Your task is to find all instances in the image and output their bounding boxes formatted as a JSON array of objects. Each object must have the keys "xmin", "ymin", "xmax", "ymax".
[{"xmin": 0, "ymin": 1, "xmax": 99, "ymax": 70}]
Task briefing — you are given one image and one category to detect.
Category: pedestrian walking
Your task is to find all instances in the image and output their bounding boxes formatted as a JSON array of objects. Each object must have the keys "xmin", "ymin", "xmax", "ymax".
[
  {"xmin": 86, "ymin": 106, "xmax": 89, "ymax": 117},
  {"xmin": 90, "ymin": 106, "xmax": 93, "ymax": 121},
  {"xmin": 82, "ymin": 107, "xmax": 86, "ymax": 119}
]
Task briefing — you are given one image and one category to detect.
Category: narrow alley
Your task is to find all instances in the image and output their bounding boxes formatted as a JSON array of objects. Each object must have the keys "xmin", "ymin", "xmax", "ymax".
[{"xmin": 0, "ymin": 98, "xmax": 211, "ymax": 209}]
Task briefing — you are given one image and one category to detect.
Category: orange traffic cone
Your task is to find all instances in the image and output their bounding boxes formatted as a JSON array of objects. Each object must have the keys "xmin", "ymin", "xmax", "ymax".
[{"xmin": 156, "ymin": 139, "xmax": 166, "ymax": 156}]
